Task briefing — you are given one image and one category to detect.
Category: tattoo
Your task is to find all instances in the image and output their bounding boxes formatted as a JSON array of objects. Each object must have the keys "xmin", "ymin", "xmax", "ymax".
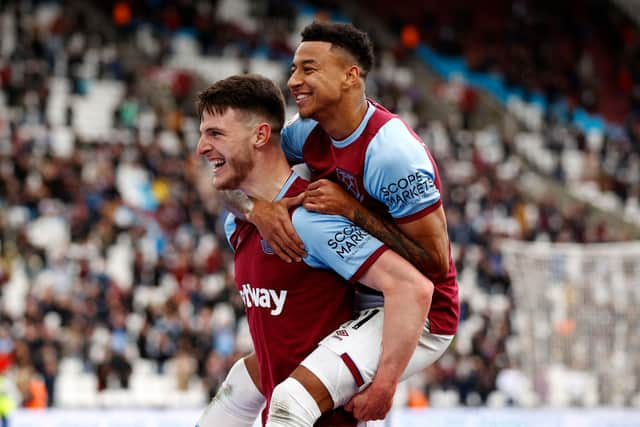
[
  {"xmin": 221, "ymin": 190, "xmax": 254, "ymax": 220},
  {"xmin": 352, "ymin": 207, "xmax": 433, "ymax": 274}
]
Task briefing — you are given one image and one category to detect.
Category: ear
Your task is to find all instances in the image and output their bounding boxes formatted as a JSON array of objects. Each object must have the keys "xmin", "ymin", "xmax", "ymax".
[
  {"xmin": 343, "ymin": 64, "xmax": 361, "ymax": 89},
  {"xmin": 254, "ymin": 122, "xmax": 272, "ymax": 148}
]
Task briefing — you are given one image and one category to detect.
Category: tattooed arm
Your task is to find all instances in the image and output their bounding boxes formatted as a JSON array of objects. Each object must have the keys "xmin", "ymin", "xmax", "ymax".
[{"xmin": 303, "ymin": 179, "xmax": 449, "ymax": 279}]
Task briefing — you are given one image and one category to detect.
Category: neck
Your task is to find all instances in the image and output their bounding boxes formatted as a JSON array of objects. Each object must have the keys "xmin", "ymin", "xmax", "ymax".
[
  {"xmin": 318, "ymin": 93, "xmax": 368, "ymax": 141},
  {"xmin": 239, "ymin": 151, "xmax": 292, "ymax": 202}
]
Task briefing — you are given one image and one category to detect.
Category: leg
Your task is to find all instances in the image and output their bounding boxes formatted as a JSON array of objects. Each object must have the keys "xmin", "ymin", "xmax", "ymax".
[
  {"xmin": 266, "ymin": 308, "xmax": 453, "ymax": 426},
  {"xmin": 266, "ymin": 366, "xmax": 358, "ymax": 427},
  {"xmin": 266, "ymin": 376, "xmax": 322, "ymax": 427},
  {"xmin": 309, "ymin": 309, "xmax": 453, "ymax": 389},
  {"xmin": 265, "ymin": 313, "xmax": 366, "ymax": 427},
  {"xmin": 197, "ymin": 354, "xmax": 265, "ymax": 427}
]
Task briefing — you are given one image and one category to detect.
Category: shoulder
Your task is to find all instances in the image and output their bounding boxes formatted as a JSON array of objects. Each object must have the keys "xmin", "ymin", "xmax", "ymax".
[
  {"xmin": 281, "ymin": 114, "xmax": 320, "ymax": 161},
  {"xmin": 368, "ymin": 118, "xmax": 423, "ymax": 157},
  {"xmin": 364, "ymin": 118, "xmax": 435, "ymax": 174},
  {"xmin": 282, "ymin": 114, "xmax": 319, "ymax": 142}
]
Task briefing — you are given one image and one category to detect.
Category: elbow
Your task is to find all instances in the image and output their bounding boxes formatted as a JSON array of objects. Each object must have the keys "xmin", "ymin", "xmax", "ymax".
[{"xmin": 414, "ymin": 276, "xmax": 434, "ymax": 309}]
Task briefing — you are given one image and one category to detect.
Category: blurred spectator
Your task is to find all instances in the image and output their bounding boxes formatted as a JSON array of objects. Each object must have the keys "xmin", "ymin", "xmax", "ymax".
[
  {"xmin": 15, "ymin": 368, "xmax": 47, "ymax": 409},
  {"xmin": 171, "ymin": 335, "xmax": 197, "ymax": 391},
  {"xmin": 0, "ymin": 0, "xmax": 637, "ymax": 411},
  {"xmin": 0, "ymin": 375, "xmax": 16, "ymax": 427}
]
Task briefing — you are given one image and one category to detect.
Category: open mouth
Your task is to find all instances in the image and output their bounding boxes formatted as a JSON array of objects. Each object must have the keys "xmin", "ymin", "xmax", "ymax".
[
  {"xmin": 294, "ymin": 93, "xmax": 311, "ymax": 106},
  {"xmin": 211, "ymin": 158, "xmax": 226, "ymax": 173}
]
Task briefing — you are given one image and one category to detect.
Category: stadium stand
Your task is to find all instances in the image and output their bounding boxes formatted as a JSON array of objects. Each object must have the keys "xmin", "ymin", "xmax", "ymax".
[{"xmin": 0, "ymin": 0, "xmax": 639, "ymax": 417}]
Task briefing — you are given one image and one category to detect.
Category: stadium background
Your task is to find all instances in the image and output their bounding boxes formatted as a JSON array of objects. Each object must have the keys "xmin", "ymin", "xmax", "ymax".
[{"xmin": 0, "ymin": 0, "xmax": 639, "ymax": 425}]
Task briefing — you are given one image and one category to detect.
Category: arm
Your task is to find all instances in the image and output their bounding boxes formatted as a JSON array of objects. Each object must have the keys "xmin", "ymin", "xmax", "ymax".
[
  {"xmin": 197, "ymin": 353, "xmax": 264, "ymax": 427},
  {"xmin": 346, "ymin": 250, "xmax": 433, "ymax": 420},
  {"xmin": 304, "ymin": 180, "xmax": 450, "ymax": 279},
  {"xmin": 293, "ymin": 209, "xmax": 433, "ymax": 420},
  {"xmin": 221, "ymin": 190, "xmax": 306, "ymax": 262}
]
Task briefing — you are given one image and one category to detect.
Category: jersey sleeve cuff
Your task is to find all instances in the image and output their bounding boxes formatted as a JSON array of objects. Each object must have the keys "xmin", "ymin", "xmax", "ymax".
[
  {"xmin": 349, "ymin": 245, "xmax": 389, "ymax": 284},
  {"xmin": 394, "ymin": 199, "xmax": 442, "ymax": 224}
]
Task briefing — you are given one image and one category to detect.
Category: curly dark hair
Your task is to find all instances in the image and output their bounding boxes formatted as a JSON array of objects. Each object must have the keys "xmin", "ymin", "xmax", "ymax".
[
  {"xmin": 301, "ymin": 21, "xmax": 375, "ymax": 78},
  {"xmin": 196, "ymin": 74, "xmax": 285, "ymax": 131}
]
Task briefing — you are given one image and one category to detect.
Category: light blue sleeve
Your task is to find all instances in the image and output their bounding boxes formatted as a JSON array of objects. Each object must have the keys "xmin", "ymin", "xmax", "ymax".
[
  {"xmin": 363, "ymin": 118, "xmax": 441, "ymax": 219},
  {"xmin": 223, "ymin": 213, "xmax": 237, "ymax": 252},
  {"xmin": 291, "ymin": 208, "xmax": 386, "ymax": 281},
  {"xmin": 281, "ymin": 114, "xmax": 318, "ymax": 163}
]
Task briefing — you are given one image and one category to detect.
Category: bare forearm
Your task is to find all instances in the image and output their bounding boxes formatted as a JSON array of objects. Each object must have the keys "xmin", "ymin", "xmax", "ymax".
[
  {"xmin": 375, "ymin": 285, "xmax": 430, "ymax": 387},
  {"xmin": 351, "ymin": 206, "xmax": 433, "ymax": 274}
]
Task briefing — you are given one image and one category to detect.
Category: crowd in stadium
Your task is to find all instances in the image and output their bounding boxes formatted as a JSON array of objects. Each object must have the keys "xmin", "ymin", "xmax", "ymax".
[{"xmin": 0, "ymin": 0, "xmax": 638, "ymax": 413}]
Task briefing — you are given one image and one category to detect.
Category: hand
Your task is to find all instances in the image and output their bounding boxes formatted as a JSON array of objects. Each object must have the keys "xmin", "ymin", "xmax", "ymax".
[
  {"xmin": 247, "ymin": 195, "xmax": 306, "ymax": 262},
  {"xmin": 344, "ymin": 380, "xmax": 396, "ymax": 421},
  {"xmin": 303, "ymin": 179, "xmax": 357, "ymax": 219}
]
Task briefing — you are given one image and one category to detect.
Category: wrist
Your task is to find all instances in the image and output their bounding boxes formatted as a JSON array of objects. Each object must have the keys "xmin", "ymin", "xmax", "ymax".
[
  {"xmin": 244, "ymin": 198, "xmax": 257, "ymax": 222},
  {"xmin": 370, "ymin": 372, "xmax": 399, "ymax": 390},
  {"xmin": 346, "ymin": 203, "xmax": 357, "ymax": 222}
]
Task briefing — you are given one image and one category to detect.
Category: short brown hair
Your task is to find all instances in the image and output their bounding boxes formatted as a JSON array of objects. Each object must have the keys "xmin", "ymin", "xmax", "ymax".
[{"xmin": 196, "ymin": 74, "xmax": 285, "ymax": 131}]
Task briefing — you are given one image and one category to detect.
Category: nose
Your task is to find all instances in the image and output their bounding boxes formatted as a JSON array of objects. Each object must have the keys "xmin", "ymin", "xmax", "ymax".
[
  {"xmin": 197, "ymin": 135, "xmax": 209, "ymax": 156},
  {"xmin": 287, "ymin": 69, "xmax": 301, "ymax": 90}
]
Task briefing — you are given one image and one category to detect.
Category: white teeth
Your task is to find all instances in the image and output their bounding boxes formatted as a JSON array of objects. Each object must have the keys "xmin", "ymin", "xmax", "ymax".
[
  {"xmin": 213, "ymin": 159, "xmax": 225, "ymax": 167},
  {"xmin": 296, "ymin": 94, "xmax": 308, "ymax": 100}
]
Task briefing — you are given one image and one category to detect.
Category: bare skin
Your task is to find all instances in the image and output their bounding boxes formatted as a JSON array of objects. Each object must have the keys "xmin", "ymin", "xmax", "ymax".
[
  {"xmin": 243, "ymin": 352, "xmax": 263, "ymax": 394},
  {"xmin": 219, "ymin": 39, "xmax": 451, "ymax": 421},
  {"xmin": 304, "ymin": 179, "xmax": 450, "ymax": 279}
]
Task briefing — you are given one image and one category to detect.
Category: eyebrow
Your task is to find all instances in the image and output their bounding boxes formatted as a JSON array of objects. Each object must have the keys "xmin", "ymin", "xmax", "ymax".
[
  {"xmin": 200, "ymin": 126, "xmax": 225, "ymax": 134},
  {"xmin": 291, "ymin": 59, "xmax": 319, "ymax": 68}
]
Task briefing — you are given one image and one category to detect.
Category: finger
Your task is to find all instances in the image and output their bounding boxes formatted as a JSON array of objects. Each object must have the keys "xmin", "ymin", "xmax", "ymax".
[
  {"xmin": 304, "ymin": 187, "xmax": 322, "ymax": 198},
  {"xmin": 280, "ymin": 239, "xmax": 305, "ymax": 261},
  {"xmin": 280, "ymin": 220, "xmax": 306, "ymax": 255},
  {"xmin": 302, "ymin": 193, "xmax": 322, "ymax": 205},
  {"xmin": 284, "ymin": 193, "xmax": 305, "ymax": 209},
  {"xmin": 303, "ymin": 203, "xmax": 330, "ymax": 215},
  {"xmin": 275, "ymin": 235, "xmax": 304, "ymax": 261},
  {"xmin": 302, "ymin": 200, "xmax": 320, "ymax": 212},
  {"xmin": 306, "ymin": 180, "xmax": 321, "ymax": 191},
  {"xmin": 269, "ymin": 235, "xmax": 296, "ymax": 263},
  {"xmin": 344, "ymin": 400, "xmax": 353, "ymax": 412},
  {"xmin": 271, "ymin": 242, "xmax": 293, "ymax": 263}
]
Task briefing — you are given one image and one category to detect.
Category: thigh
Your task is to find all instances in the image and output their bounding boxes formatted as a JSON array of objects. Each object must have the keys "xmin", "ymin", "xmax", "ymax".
[
  {"xmin": 307, "ymin": 308, "xmax": 454, "ymax": 398},
  {"xmin": 300, "ymin": 308, "xmax": 385, "ymax": 407}
]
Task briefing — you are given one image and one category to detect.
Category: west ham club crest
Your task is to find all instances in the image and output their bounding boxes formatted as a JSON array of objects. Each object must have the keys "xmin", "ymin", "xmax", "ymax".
[{"xmin": 335, "ymin": 168, "xmax": 363, "ymax": 202}]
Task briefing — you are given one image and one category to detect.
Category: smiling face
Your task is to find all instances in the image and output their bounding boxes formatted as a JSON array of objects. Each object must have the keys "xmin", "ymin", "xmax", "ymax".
[
  {"xmin": 197, "ymin": 108, "xmax": 256, "ymax": 191},
  {"xmin": 288, "ymin": 41, "xmax": 353, "ymax": 120}
]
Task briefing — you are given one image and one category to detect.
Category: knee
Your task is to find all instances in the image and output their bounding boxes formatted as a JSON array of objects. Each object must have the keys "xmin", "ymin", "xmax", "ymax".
[
  {"xmin": 269, "ymin": 379, "xmax": 297, "ymax": 418},
  {"xmin": 267, "ymin": 378, "xmax": 320, "ymax": 427}
]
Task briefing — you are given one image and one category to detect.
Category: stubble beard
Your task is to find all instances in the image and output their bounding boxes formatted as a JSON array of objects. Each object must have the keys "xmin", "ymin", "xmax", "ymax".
[{"xmin": 213, "ymin": 155, "xmax": 255, "ymax": 192}]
